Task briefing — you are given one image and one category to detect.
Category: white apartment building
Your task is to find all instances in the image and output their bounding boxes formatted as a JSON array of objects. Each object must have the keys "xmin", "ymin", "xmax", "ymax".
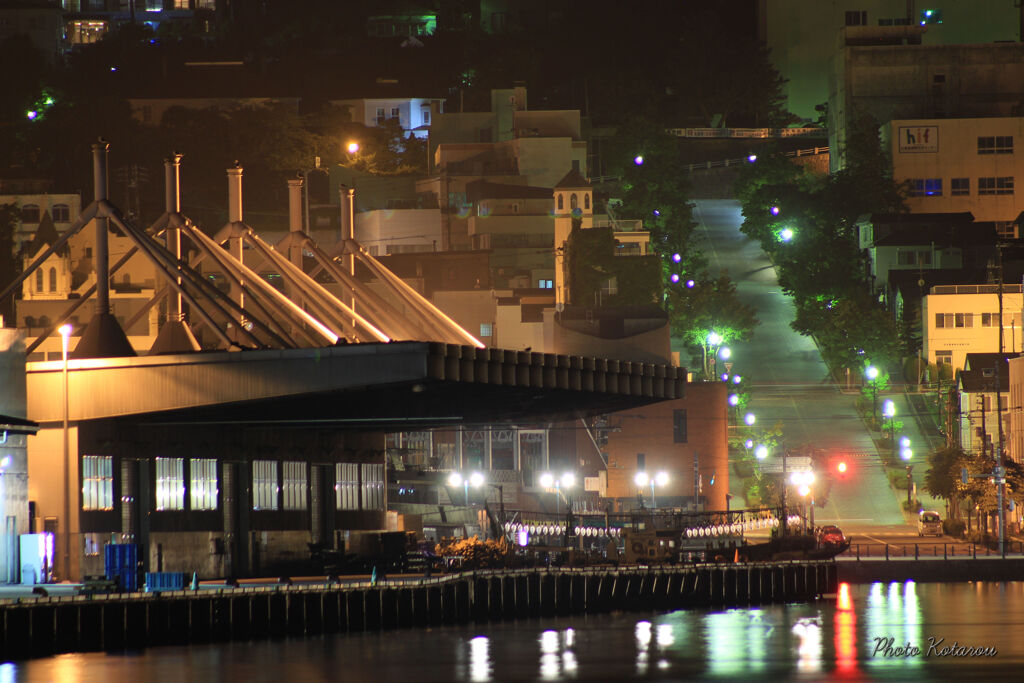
[
  {"xmin": 330, "ymin": 97, "xmax": 443, "ymax": 140},
  {"xmin": 922, "ymin": 284, "xmax": 1024, "ymax": 371},
  {"xmin": 882, "ymin": 117, "xmax": 1024, "ymax": 234}
]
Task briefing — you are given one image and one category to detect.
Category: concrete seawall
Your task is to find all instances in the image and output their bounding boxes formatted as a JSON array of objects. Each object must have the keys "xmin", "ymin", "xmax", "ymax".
[
  {"xmin": 837, "ymin": 557, "xmax": 1024, "ymax": 583},
  {"xmin": 1, "ymin": 561, "xmax": 836, "ymax": 660}
]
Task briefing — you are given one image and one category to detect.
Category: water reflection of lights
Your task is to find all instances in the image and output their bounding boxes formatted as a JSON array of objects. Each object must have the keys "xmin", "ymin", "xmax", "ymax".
[
  {"xmin": 469, "ymin": 636, "xmax": 491, "ymax": 682},
  {"xmin": 635, "ymin": 620, "xmax": 652, "ymax": 674},
  {"xmin": 791, "ymin": 618, "xmax": 822, "ymax": 673},
  {"xmin": 540, "ymin": 628, "xmax": 578, "ymax": 680},
  {"xmin": 834, "ymin": 582, "xmax": 859, "ymax": 675},
  {"xmin": 865, "ymin": 581, "xmax": 922, "ymax": 670},
  {"xmin": 657, "ymin": 623, "xmax": 674, "ymax": 647},
  {"xmin": 706, "ymin": 610, "xmax": 767, "ymax": 675}
]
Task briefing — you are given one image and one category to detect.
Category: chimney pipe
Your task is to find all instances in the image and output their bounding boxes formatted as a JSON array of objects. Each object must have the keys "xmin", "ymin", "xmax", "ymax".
[
  {"xmin": 288, "ymin": 178, "xmax": 303, "ymax": 232},
  {"xmin": 164, "ymin": 152, "xmax": 182, "ymax": 214},
  {"xmin": 92, "ymin": 140, "xmax": 110, "ymax": 314},
  {"xmin": 165, "ymin": 153, "xmax": 184, "ymax": 318},
  {"xmin": 227, "ymin": 162, "xmax": 243, "ymax": 223}
]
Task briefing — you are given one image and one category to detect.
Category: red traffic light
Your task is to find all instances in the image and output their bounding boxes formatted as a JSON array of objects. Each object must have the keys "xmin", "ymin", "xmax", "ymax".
[{"xmin": 837, "ymin": 461, "xmax": 848, "ymax": 474}]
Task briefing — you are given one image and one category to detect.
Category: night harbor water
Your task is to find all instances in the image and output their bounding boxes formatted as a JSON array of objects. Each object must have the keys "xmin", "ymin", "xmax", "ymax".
[{"xmin": 5, "ymin": 581, "xmax": 1024, "ymax": 682}]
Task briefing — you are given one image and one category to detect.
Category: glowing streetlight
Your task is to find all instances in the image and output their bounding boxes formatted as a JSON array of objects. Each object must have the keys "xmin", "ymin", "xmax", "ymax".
[
  {"xmin": 865, "ymin": 365, "xmax": 880, "ymax": 423},
  {"xmin": 635, "ymin": 471, "xmax": 669, "ymax": 508},
  {"xmin": 539, "ymin": 472, "xmax": 554, "ymax": 488},
  {"xmin": 719, "ymin": 347, "xmax": 732, "ymax": 360},
  {"xmin": 755, "ymin": 445, "xmax": 768, "ymax": 460},
  {"xmin": 346, "ymin": 141, "xmax": 360, "ymax": 154},
  {"xmin": 59, "ymin": 323, "xmax": 72, "ymax": 579},
  {"xmin": 634, "ymin": 155, "xmax": 644, "ymax": 166},
  {"xmin": 708, "ymin": 331, "xmax": 723, "ymax": 345},
  {"xmin": 728, "ymin": 393, "xmax": 739, "ymax": 406},
  {"xmin": 770, "ymin": 206, "xmax": 780, "ymax": 216},
  {"xmin": 779, "ymin": 227, "xmax": 794, "ymax": 242},
  {"xmin": 744, "ymin": 413, "xmax": 756, "ymax": 426}
]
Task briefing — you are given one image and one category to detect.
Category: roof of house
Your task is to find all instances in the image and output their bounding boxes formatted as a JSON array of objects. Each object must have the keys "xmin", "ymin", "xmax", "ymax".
[
  {"xmin": 889, "ymin": 268, "xmax": 988, "ymax": 297},
  {"xmin": 869, "ymin": 219, "xmax": 996, "ymax": 248},
  {"xmin": 960, "ymin": 353, "xmax": 1018, "ymax": 392}
]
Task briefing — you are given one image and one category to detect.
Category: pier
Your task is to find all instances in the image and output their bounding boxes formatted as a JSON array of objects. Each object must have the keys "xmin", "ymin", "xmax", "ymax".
[{"xmin": 1, "ymin": 561, "xmax": 836, "ymax": 660}]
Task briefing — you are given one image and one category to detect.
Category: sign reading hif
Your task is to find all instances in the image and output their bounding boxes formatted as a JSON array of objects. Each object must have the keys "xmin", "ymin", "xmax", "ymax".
[{"xmin": 898, "ymin": 126, "xmax": 939, "ymax": 153}]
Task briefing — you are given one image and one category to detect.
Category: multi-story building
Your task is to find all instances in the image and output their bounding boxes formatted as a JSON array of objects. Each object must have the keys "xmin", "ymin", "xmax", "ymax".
[
  {"xmin": 830, "ymin": 37, "xmax": 1024, "ymax": 171},
  {"xmin": 922, "ymin": 283, "xmax": 1024, "ymax": 371},
  {"xmin": 958, "ymin": 352, "xmax": 1014, "ymax": 458},
  {"xmin": 329, "ymin": 96, "xmax": 443, "ymax": 140},
  {"xmin": 882, "ymin": 118, "xmax": 1024, "ymax": 233},
  {"xmin": 857, "ymin": 212, "xmax": 997, "ymax": 296},
  {"xmin": 0, "ymin": 191, "xmax": 81, "ymax": 252},
  {"xmin": 759, "ymin": 0, "xmax": 1020, "ymax": 122}
]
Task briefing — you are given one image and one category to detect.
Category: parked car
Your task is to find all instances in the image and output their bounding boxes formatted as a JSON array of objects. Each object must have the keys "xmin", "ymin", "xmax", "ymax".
[
  {"xmin": 816, "ymin": 525, "xmax": 846, "ymax": 547},
  {"xmin": 918, "ymin": 511, "xmax": 943, "ymax": 537}
]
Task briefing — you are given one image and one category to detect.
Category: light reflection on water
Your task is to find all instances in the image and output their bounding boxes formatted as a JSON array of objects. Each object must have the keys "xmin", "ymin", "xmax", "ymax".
[{"xmin": 6, "ymin": 582, "xmax": 1024, "ymax": 681}]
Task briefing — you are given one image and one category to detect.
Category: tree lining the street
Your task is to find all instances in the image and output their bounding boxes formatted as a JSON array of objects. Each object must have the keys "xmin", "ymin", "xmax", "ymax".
[{"xmin": 734, "ymin": 114, "xmax": 907, "ymax": 379}]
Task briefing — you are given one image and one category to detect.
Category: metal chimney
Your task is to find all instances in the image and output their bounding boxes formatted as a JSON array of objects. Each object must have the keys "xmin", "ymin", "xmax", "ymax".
[
  {"xmin": 288, "ymin": 178, "xmax": 303, "ymax": 232},
  {"xmin": 227, "ymin": 162, "xmax": 243, "ymax": 224},
  {"xmin": 92, "ymin": 140, "xmax": 110, "ymax": 315},
  {"xmin": 72, "ymin": 142, "xmax": 136, "ymax": 359}
]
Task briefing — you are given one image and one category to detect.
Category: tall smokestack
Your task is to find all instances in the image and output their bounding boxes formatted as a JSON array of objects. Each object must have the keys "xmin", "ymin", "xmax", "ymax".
[
  {"xmin": 92, "ymin": 140, "xmax": 110, "ymax": 315},
  {"xmin": 164, "ymin": 153, "xmax": 184, "ymax": 319},
  {"xmin": 288, "ymin": 178, "xmax": 303, "ymax": 232},
  {"xmin": 227, "ymin": 162, "xmax": 243, "ymax": 224}
]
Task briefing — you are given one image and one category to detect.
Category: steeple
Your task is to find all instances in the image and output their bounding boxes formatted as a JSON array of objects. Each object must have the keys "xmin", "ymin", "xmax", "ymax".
[{"xmin": 553, "ymin": 162, "xmax": 592, "ymax": 307}]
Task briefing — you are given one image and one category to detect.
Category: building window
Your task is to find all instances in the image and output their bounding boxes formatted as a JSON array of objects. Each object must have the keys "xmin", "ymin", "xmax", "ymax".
[
  {"xmin": 155, "ymin": 457, "xmax": 185, "ymax": 511},
  {"xmin": 673, "ymin": 409, "xmax": 687, "ymax": 443},
  {"xmin": 336, "ymin": 463, "xmax": 359, "ymax": 510},
  {"xmin": 538, "ymin": 279, "xmax": 553, "ymax": 289},
  {"xmin": 52, "ymin": 204, "xmax": 70, "ymax": 222},
  {"xmin": 910, "ymin": 179, "xmax": 942, "ymax": 196},
  {"xmin": 48, "ymin": 267, "xmax": 57, "ymax": 292},
  {"xmin": 570, "ymin": 193, "xmax": 578, "ymax": 210},
  {"xmin": 362, "ymin": 463, "xmax": 385, "ymax": 510},
  {"xmin": 252, "ymin": 460, "xmax": 278, "ymax": 511},
  {"xmin": 190, "ymin": 458, "xmax": 218, "ymax": 510},
  {"xmin": 390, "ymin": 106, "xmax": 400, "ymax": 120},
  {"xmin": 637, "ymin": 453, "xmax": 646, "ymax": 470},
  {"xmin": 375, "ymin": 107, "xmax": 385, "ymax": 124},
  {"xmin": 480, "ymin": 323, "xmax": 493, "ymax": 337},
  {"xmin": 35, "ymin": 270, "xmax": 43, "ymax": 292},
  {"xmin": 935, "ymin": 313, "xmax": 954, "ymax": 328},
  {"xmin": 978, "ymin": 177, "xmax": 1014, "ymax": 195},
  {"xmin": 935, "ymin": 350, "xmax": 952, "ymax": 365},
  {"xmin": 951, "ymin": 178, "xmax": 969, "ymax": 195},
  {"xmin": 845, "ymin": 10, "xmax": 867, "ymax": 26},
  {"xmin": 978, "ymin": 136, "xmax": 1013, "ymax": 154},
  {"xmin": 82, "ymin": 455, "xmax": 114, "ymax": 511},
  {"xmin": 557, "ymin": 194, "xmax": 564, "ymax": 211},
  {"xmin": 282, "ymin": 461, "xmax": 307, "ymax": 510},
  {"xmin": 954, "ymin": 313, "xmax": 973, "ymax": 328},
  {"xmin": 584, "ymin": 194, "xmax": 590, "ymax": 210},
  {"xmin": 898, "ymin": 250, "xmax": 931, "ymax": 266},
  {"xmin": 21, "ymin": 204, "xmax": 40, "ymax": 223},
  {"xmin": 981, "ymin": 313, "xmax": 997, "ymax": 327},
  {"xmin": 995, "ymin": 221, "xmax": 1016, "ymax": 238},
  {"xmin": 422, "ymin": 109, "xmax": 430, "ymax": 125}
]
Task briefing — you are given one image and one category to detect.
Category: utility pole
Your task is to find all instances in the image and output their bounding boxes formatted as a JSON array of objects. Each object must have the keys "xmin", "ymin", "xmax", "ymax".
[{"xmin": 995, "ymin": 246, "xmax": 1007, "ymax": 556}]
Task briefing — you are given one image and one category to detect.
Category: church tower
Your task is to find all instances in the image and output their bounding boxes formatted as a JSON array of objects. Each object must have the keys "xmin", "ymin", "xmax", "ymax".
[{"xmin": 553, "ymin": 164, "xmax": 592, "ymax": 307}]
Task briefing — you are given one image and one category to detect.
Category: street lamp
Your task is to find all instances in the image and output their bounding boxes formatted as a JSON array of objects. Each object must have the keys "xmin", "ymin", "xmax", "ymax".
[
  {"xmin": 865, "ymin": 365, "xmax": 879, "ymax": 424},
  {"xmin": 346, "ymin": 141, "xmax": 360, "ymax": 155},
  {"xmin": 744, "ymin": 412, "xmax": 756, "ymax": 426},
  {"xmin": 634, "ymin": 471, "xmax": 669, "ymax": 509},
  {"xmin": 789, "ymin": 471, "xmax": 816, "ymax": 529},
  {"xmin": 755, "ymin": 444, "xmax": 769, "ymax": 460},
  {"xmin": 447, "ymin": 471, "xmax": 484, "ymax": 506},
  {"xmin": 59, "ymin": 323, "xmax": 72, "ymax": 580},
  {"xmin": 883, "ymin": 399, "xmax": 896, "ymax": 458}
]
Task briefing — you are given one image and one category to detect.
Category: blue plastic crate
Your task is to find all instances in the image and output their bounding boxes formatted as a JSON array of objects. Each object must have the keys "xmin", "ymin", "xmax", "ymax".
[
  {"xmin": 104, "ymin": 543, "xmax": 139, "ymax": 592},
  {"xmin": 145, "ymin": 572, "xmax": 185, "ymax": 592}
]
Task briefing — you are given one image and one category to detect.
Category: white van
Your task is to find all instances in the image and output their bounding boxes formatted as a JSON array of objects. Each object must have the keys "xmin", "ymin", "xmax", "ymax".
[{"xmin": 918, "ymin": 511, "xmax": 942, "ymax": 537}]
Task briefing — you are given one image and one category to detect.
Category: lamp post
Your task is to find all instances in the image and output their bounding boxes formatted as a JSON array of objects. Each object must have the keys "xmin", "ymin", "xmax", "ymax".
[
  {"xmin": 704, "ymin": 331, "xmax": 723, "ymax": 380},
  {"xmin": 59, "ymin": 323, "xmax": 72, "ymax": 580},
  {"xmin": 634, "ymin": 471, "xmax": 669, "ymax": 509},
  {"xmin": 883, "ymin": 399, "xmax": 896, "ymax": 459},
  {"xmin": 865, "ymin": 365, "xmax": 879, "ymax": 425},
  {"xmin": 447, "ymin": 471, "xmax": 484, "ymax": 506},
  {"xmin": 789, "ymin": 471, "xmax": 815, "ymax": 531}
]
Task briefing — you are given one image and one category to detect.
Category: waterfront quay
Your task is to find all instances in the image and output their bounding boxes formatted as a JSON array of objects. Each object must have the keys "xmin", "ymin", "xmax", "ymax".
[{"xmin": 1, "ymin": 561, "xmax": 835, "ymax": 660}]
